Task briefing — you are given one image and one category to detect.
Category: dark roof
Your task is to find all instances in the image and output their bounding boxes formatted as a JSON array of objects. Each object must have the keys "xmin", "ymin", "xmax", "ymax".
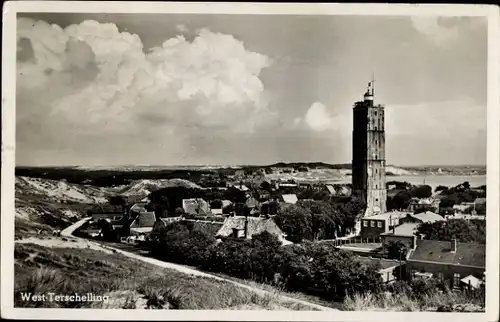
[
  {"xmin": 216, "ymin": 216, "xmax": 284, "ymax": 238},
  {"xmin": 408, "ymin": 240, "xmax": 485, "ymax": 268},
  {"xmin": 130, "ymin": 212, "xmax": 156, "ymax": 228},
  {"xmin": 357, "ymin": 257, "xmax": 403, "ymax": 270}
]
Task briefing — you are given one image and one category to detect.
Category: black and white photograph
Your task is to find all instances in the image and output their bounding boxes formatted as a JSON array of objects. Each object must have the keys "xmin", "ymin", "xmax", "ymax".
[{"xmin": 1, "ymin": 1, "xmax": 499, "ymax": 321}]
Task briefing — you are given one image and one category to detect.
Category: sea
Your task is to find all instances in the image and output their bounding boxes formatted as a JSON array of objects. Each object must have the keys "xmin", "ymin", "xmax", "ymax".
[{"xmin": 332, "ymin": 175, "xmax": 486, "ymax": 191}]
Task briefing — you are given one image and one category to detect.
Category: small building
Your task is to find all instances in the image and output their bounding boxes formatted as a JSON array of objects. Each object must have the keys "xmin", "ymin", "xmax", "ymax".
[
  {"xmin": 280, "ymin": 194, "xmax": 298, "ymax": 204},
  {"xmin": 452, "ymin": 202, "xmax": 475, "ymax": 214},
  {"xmin": 444, "ymin": 213, "xmax": 486, "ymax": 221},
  {"xmin": 182, "ymin": 198, "xmax": 211, "ymax": 216},
  {"xmin": 216, "ymin": 216, "xmax": 288, "ymax": 243},
  {"xmin": 89, "ymin": 212, "xmax": 122, "ymax": 224},
  {"xmin": 130, "ymin": 211, "xmax": 156, "ymax": 234},
  {"xmin": 360, "ymin": 211, "xmax": 409, "ymax": 239},
  {"xmin": 460, "ymin": 274, "xmax": 484, "ymax": 290},
  {"xmin": 406, "ymin": 239, "xmax": 485, "ymax": 289},
  {"xmin": 407, "ymin": 198, "xmax": 440, "ymax": 213},
  {"xmin": 380, "ymin": 223, "xmax": 420, "ymax": 249},
  {"xmin": 255, "ymin": 189, "xmax": 271, "ymax": 202},
  {"xmin": 357, "ymin": 257, "xmax": 405, "ymax": 284}
]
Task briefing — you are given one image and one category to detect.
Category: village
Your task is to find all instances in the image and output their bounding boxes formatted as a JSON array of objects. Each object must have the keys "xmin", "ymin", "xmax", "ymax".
[{"xmin": 74, "ymin": 83, "xmax": 487, "ymax": 298}]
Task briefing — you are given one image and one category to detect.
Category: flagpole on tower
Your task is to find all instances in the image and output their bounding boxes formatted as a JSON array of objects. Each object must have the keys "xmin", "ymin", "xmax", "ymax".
[{"xmin": 371, "ymin": 71, "xmax": 375, "ymax": 96}]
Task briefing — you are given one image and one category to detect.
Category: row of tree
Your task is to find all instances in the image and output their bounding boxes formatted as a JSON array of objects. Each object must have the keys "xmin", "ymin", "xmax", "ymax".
[
  {"xmin": 273, "ymin": 197, "xmax": 366, "ymax": 242},
  {"xmin": 148, "ymin": 222, "xmax": 383, "ymax": 301}
]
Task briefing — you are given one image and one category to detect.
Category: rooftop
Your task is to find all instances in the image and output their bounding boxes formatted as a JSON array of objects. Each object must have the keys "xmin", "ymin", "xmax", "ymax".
[
  {"xmin": 409, "ymin": 211, "xmax": 444, "ymax": 223},
  {"xmin": 408, "ymin": 239, "xmax": 485, "ymax": 267},
  {"xmin": 357, "ymin": 256, "xmax": 403, "ymax": 270},
  {"xmin": 281, "ymin": 194, "xmax": 298, "ymax": 204},
  {"xmin": 363, "ymin": 211, "xmax": 409, "ymax": 221},
  {"xmin": 381, "ymin": 223, "xmax": 419, "ymax": 237},
  {"xmin": 130, "ymin": 211, "xmax": 156, "ymax": 228},
  {"xmin": 216, "ymin": 216, "xmax": 284, "ymax": 239}
]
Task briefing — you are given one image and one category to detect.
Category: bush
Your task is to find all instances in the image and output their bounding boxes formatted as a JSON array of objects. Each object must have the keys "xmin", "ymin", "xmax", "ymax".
[{"xmin": 148, "ymin": 223, "xmax": 382, "ymax": 302}]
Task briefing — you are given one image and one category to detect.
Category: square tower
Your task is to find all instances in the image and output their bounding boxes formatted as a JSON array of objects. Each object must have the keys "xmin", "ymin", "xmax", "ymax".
[{"xmin": 352, "ymin": 82, "xmax": 387, "ymax": 215}]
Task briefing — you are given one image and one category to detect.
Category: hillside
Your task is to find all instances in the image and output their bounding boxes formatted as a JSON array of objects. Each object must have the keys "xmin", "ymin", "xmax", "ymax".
[
  {"xmin": 16, "ymin": 176, "xmax": 110, "ymax": 204},
  {"xmin": 14, "ymin": 242, "xmax": 310, "ymax": 310},
  {"xmin": 119, "ymin": 179, "xmax": 203, "ymax": 198}
]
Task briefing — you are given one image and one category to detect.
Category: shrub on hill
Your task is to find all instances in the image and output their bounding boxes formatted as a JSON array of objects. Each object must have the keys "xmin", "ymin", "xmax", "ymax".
[
  {"xmin": 416, "ymin": 219, "xmax": 486, "ymax": 244},
  {"xmin": 148, "ymin": 224, "xmax": 383, "ymax": 302}
]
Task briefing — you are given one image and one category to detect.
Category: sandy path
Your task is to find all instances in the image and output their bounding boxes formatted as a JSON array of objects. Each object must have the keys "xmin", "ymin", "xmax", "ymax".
[{"xmin": 57, "ymin": 217, "xmax": 338, "ymax": 311}]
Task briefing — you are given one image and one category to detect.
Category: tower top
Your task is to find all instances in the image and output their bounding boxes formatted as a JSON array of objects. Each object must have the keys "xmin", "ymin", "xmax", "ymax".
[{"xmin": 364, "ymin": 73, "xmax": 375, "ymax": 101}]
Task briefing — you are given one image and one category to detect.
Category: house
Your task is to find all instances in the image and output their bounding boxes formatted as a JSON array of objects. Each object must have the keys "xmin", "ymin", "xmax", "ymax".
[
  {"xmin": 360, "ymin": 211, "xmax": 409, "ymax": 239},
  {"xmin": 380, "ymin": 223, "xmax": 420, "ymax": 249},
  {"xmin": 216, "ymin": 216, "xmax": 288, "ymax": 244},
  {"xmin": 255, "ymin": 189, "xmax": 271, "ymax": 202},
  {"xmin": 182, "ymin": 198, "xmax": 211, "ymax": 216},
  {"xmin": 129, "ymin": 211, "xmax": 156, "ymax": 234},
  {"xmin": 280, "ymin": 194, "xmax": 298, "ymax": 204},
  {"xmin": 452, "ymin": 202, "xmax": 475, "ymax": 214},
  {"xmin": 406, "ymin": 238, "xmax": 486, "ymax": 289},
  {"xmin": 407, "ymin": 198, "xmax": 440, "ymax": 213},
  {"xmin": 212, "ymin": 208, "xmax": 223, "ymax": 215},
  {"xmin": 380, "ymin": 212, "xmax": 444, "ymax": 247},
  {"xmin": 399, "ymin": 211, "xmax": 444, "ymax": 225},
  {"xmin": 460, "ymin": 274, "xmax": 484, "ymax": 290},
  {"xmin": 325, "ymin": 185, "xmax": 336, "ymax": 195},
  {"xmin": 261, "ymin": 200, "xmax": 279, "ymax": 216},
  {"xmin": 357, "ymin": 257, "xmax": 405, "ymax": 284},
  {"xmin": 444, "ymin": 213, "xmax": 486, "ymax": 221}
]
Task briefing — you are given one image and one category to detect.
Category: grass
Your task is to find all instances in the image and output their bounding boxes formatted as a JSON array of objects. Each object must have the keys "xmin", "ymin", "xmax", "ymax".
[
  {"xmin": 342, "ymin": 290, "xmax": 485, "ymax": 312},
  {"xmin": 211, "ymin": 273, "xmax": 343, "ymax": 310},
  {"xmin": 14, "ymin": 243, "xmax": 311, "ymax": 310}
]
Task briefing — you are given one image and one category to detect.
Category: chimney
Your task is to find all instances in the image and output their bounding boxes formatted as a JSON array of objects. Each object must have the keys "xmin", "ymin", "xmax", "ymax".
[
  {"xmin": 450, "ymin": 239, "xmax": 457, "ymax": 253},
  {"xmin": 244, "ymin": 215, "xmax": 249, "ymax": 239}
]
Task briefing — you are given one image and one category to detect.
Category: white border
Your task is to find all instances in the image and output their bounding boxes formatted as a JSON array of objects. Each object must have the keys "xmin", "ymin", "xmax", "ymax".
[{"xmin": 1, "ymin": 2, "xmax": 499, "ymax": 321}]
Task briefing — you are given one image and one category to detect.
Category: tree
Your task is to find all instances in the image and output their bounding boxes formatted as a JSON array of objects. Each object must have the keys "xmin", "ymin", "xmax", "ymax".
[
  {"xmin": 298, "ymin": 200, "xmax": 337, "ymax": 239},
  {"xmin": 410, "ymin": 185, "xmax": 432, "ymax": 199},
  {"xmin": 435, "ymin": 185, "xmax": 448, "ymax": 193},
  {"xmin": 174, "ymin": 207, "xmax": 185, "ymax": 217},
  {"xmin": 108, "ymin": 195, "xmax": 127, "ymax": 213},
  {"xmin": 384, "ymin": 241, "xmax": 409, "ymax": 260},
  {"xmin": 416, "ymin": 219, "xmax": 486, "ymax": 244},
  {"xmin": 387, "ymin": 190, "xmax": 412, "ymax": 211},
  {"xmin": 274, "ymin": 204, "xmax": 313, "ymax": 242},
  {"xmin": 210, "ymin": 199, "xmax": 223, "ymax": 209}
]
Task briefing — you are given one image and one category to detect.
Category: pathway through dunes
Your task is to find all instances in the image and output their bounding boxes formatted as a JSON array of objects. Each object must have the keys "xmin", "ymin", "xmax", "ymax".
[{"xmin": 55, "ymin": 217, "xmax": 338, "ymax": 312}]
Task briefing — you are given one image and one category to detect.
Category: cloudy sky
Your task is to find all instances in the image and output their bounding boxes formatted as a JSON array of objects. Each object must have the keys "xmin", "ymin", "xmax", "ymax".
[{"xmin": 16, "ymin": 13, "xmax": 487, "ymax": 166}]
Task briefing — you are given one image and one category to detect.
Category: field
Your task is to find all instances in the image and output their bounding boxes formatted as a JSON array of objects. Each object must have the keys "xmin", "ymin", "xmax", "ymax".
[{"xmin": 14, "ymin": 242, "xmax": 313, "ymax": 310}]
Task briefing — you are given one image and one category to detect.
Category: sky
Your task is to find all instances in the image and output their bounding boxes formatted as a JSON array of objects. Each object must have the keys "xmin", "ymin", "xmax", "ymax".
[{"xmin": 15, "ymin": 13, "xmax": 487, "ymax": 166}]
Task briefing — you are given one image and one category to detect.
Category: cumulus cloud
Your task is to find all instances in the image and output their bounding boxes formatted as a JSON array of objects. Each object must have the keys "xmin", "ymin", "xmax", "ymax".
[
  {"xmin": 175, "ymin": 24, "xmax": 189, "ymax": 33},
  {"xmin": 16, "ymin": 17, "xmax": 273, "ymax": 165},
  {"xmin": 304, "ymin": 102, "xmax": 334, "ymax": 132},
  {"xmin": 410, "ymin": 16, "xmax": 460, "ymax": 48}
]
